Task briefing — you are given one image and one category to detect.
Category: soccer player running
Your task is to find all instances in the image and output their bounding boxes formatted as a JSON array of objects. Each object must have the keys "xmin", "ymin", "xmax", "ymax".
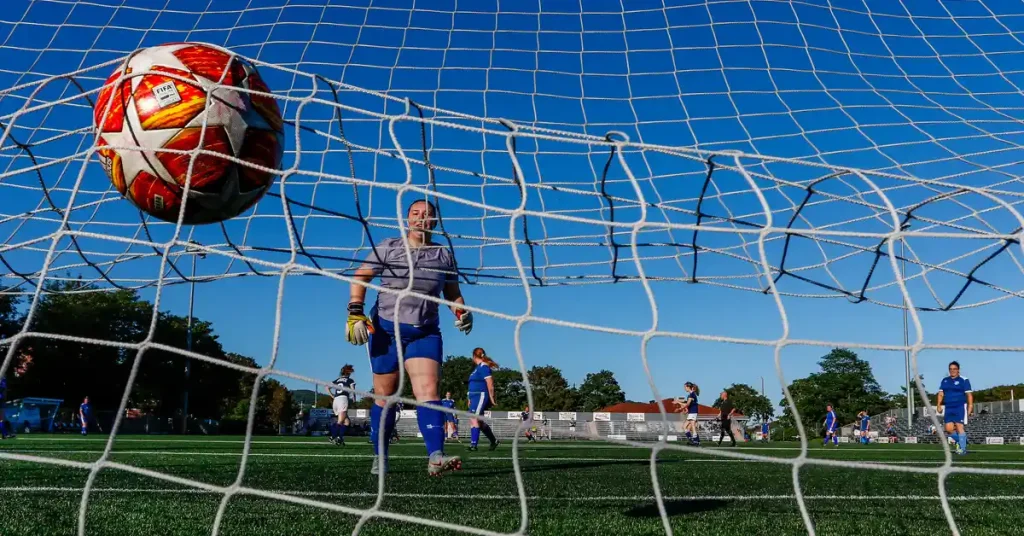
[
  {"xmin": 824, "ymin": 404, "xmax": 838, "ymax": 446},
  {"xmin": 761, "ymin": 420, "xmax": 770, "ymax": 443},
  {"xmin": 467, "ymin": 347, "xmax": 499, "ymax": 451},
  {"xmin": 674, "ymin": 382, "xmax": 701, "ymax": 446},
  {"xmin": 325, "ymin": 364, "xmax": 356, "ymax": 445},
  {"xmin": 79, "ymin": 396, "xmax": 91, "ymax": 436},
  {"xmin": 346, "ymin": 199, "xmax": 471, "ymax": 477},
  {"xmin": 936, "ymin": 360, "xmax": 973, "ymax": 455},
  {"xmin": 521, "ymin": 406, "xmax": 536, "ymax": 443},
  {"xmin": 716, "ymin": 390, "xmax": 737, "ymax": 447},
  {"xmin": 441, "ymin": 392, "xmax": 459, "ymax": 441},
  {"xmin": 857, "ymin": 410, "xmax": 870, "ymax": 444}
]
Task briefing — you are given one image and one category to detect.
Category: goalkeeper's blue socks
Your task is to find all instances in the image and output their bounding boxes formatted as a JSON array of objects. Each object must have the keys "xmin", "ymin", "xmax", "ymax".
[
  {"xmin": 370, "ymin": 406, "xmax": 381, "ymax": 452},
  {"xmin": 337, "ymin": 423, "xmax": 347, "ymax": 440},
  {"xmin": 328, "ymin": 422, "xmax": 337, "ymax": 439},
  {"xmin": 833, "ymin": 435, "xmax": 838, "ymax": 446},
  {"xmin": 417, "ymin": 401, "xmax": 446, "ymax": 456},
  {"xmin": 370, "ymin": 404, "xmax": 398, "ymax": 456},
  {"xmin": 959, "ymin": 432, "xmax": 968, "ymax": 454},
  {"xmin": 471, "ymin": 427, "xmax": 480, "ymax": 447}
]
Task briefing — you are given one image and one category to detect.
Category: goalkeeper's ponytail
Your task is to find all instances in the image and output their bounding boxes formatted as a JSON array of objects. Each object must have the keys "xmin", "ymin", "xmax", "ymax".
[{"xmin": 473, "ymin": 347, "xmax": 499, "ymax": 369}]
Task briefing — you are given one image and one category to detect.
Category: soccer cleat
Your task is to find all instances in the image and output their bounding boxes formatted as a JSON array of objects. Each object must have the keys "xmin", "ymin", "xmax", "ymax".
[
  {"xmin": 427, "ymin": 453, "xmax": 462, "ymax": 477},
  {"xmin": 467, "ymin": 445, "xmax": 478, "ymax": 452},
  {"xmin": 370, "ymin": 455, "xmax": 389, "ymax": 475},
  {"xmin": 954, "ymin": 442, "xmax": 964, "ymax": 455},
  {"xmin": 489, "ymin": 440, "xmax": 500, "ymax": 451}
]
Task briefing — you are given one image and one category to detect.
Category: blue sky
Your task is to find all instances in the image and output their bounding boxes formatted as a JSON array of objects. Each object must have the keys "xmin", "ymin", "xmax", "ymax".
[{"xmin": 3, "ymin": 0, "xmax": 1024, "ymax": 413}]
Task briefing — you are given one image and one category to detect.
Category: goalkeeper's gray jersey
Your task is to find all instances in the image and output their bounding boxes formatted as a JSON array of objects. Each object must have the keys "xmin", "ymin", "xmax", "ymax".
[{"xmin": 358, "ymin": 237, "xmax": 457, "ymax": 326}]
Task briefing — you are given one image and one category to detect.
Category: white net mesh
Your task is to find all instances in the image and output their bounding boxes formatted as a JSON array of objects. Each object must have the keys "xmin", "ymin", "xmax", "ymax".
[{"xmin": 2, "ymin": 0, "xmax": 1024, "ymax": 534}]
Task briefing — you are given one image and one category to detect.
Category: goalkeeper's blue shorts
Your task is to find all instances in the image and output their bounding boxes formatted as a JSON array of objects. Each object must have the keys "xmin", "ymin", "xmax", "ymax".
[
  {"xmin": 368, "ymin": 316, "xmax": 442, "ymax": 374},
  {"xmin": 944, "ymin": 404, "xmax": 967, "ymax": 425}
]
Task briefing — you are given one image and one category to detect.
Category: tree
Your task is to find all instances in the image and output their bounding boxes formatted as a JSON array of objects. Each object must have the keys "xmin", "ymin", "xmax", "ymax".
[
  {"xmin": 778, "ymin": 348, "xmax": 890, "ymax": 433},
  {"xmin": 491, "ymin": 369, "xmax": 526, "ymax": 411},
  {"xmin": 10, "ymin": 282, "xmax": 152, "ymax": 411},
  {"xmin": 0, "ymin": 292, "xmax": 21, "ymax": 339},
  {"xmin": 439, "ymin": 355, "xmax": 475, "ymax": 406},
  {"xmin": 6, "ymin": 281, "xmax": 263, "ymax": 426},
  {"xmin": 712, "ymin": 383, "xmax": 774, "ymax": 423},
  {"xmin": 226, "ymin": 376, "xmax": 299, "ymax": 432},
  {"xmin": 526, "ymin": 365, "xmax": 578, "ymax": 411},
  {"xmin": 134, "ymin": 311, "xmax": 234, "ymax": 420},
  {"xmin": 970, "ymin": 384, "xmax": 1024, "ymax": 403},
  {"xmin": 576, "ymin": 370, "xmax": 625, "ymax": 411}
]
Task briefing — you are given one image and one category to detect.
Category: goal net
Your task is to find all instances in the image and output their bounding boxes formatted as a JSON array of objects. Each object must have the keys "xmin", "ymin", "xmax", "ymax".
[{"xmin": 1, "ymin": 0, "xmax": 1023, "ymax": 534}]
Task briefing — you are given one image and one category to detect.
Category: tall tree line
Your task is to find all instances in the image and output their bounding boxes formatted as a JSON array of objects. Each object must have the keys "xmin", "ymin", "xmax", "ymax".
[
  {"xmin": 5, "ymin": 283, "xmax": 950, "ymax": 438},
  {"xmin": 0, "ymin": 282, "xmax": 297, "ymax": 433}
]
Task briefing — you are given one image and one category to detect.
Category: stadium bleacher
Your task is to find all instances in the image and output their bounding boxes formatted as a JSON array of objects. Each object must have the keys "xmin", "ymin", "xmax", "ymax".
[{"xmin": 350, "ymin": 411, "xmax": 750, "ymax": 443}]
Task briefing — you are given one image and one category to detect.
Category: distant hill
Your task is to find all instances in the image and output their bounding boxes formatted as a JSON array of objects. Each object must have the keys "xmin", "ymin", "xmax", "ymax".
[
  {"xmin": 292, "ymin": 389, "xmax": 318, "ymax": 406},
  {"xmin": 972, "ymin": 384, "xmax": 1024, "ymax": 403}
]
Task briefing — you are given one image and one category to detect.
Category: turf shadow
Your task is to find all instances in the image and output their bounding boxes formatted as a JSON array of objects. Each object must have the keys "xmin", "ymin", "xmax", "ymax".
[{"xmin": 623, "ymin": 499, "xmax": 731, "ymax": 518}]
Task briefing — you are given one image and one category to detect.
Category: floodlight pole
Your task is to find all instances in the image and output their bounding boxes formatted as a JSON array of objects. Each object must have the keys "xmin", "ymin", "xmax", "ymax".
[
  {"xmin": 183, "ymin": 242, "xmax": 205, "ymax": 435},
  {"xmin": 901, "ymin": 232, "xmax": 914, "ymax": 429}
]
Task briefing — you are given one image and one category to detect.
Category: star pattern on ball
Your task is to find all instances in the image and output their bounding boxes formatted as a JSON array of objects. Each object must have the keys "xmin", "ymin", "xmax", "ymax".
[{"xmin": 93, "ymin": 42, "xmax": 284, "ymax": 225}]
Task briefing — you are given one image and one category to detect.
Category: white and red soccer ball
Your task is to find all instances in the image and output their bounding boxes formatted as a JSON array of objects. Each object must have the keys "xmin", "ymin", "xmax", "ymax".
[{"xmin": 93, "ymin": 43, "xmax": 284, "ymax": 224}]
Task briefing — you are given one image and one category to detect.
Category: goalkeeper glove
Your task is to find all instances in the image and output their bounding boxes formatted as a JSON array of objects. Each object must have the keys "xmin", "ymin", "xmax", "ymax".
[
  {"xmin": 454, "ymin": 309, "xmax": 473, "ymax": 335},
  {"xmin": 346, "ymin": 302, "xmax": 373, "ymax": 345}
]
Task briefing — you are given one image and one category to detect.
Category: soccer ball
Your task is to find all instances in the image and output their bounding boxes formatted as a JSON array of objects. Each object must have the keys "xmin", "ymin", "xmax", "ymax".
[{"xmin": 93, "ymin": 43, "xmax": 284, "ymax": 224}]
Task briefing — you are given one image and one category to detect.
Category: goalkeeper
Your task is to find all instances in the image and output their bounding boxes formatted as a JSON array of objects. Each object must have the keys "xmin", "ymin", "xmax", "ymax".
[
  {"xmin": 936, "ymin": 360, "xmax": 973, "ymax": 455},
  {"xmin": 346, "ymin": 199, "xmax": 471, "ymax": 477}
]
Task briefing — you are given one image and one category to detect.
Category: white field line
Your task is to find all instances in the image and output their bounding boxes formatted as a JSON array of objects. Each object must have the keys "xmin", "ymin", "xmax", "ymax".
[
  {"xmin": 4, "ymin": 450, "xmax": 1024, "ymax": 465},
  {"xmin": 11, "ymin": 437, "xmax": 1021, "ymax": 454},
  {"xmin": 2, "ymin": 486, "xmax": 1023, "ymax": 502}
]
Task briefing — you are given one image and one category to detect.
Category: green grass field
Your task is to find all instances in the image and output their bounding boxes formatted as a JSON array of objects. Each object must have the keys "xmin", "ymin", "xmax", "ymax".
[{"xmin": 2, "ymin": 435, "xmax": 1024, "ymax": 535}]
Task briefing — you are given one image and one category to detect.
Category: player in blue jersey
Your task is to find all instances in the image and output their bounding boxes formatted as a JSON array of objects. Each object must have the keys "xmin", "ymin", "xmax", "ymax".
[
  {"xmin": 857, "ymin": 411, "xmax": 870, "ymax": 444},
  {"xmin": 0, "ymin": 376, "xmax": 8, "ymax": 439},
  {"xmin": 823, "ymin": 404, "xmax": 838, "ymax": 446},
  {"xmin": 936, "ymin": 360, "xmax": 973, "ymax": 455},
  {"xmin": 441, "ymin": 392, "xmax": 460, "ymax": 441},
  {"xmin": 325, "ymin": 364, "xmax": 356, "ymax": 446},
  {"xmin": 467, "ymin": 347, "xmax": 499, "ymax": 451},
  {"xmin": 346, "ymin": 199, "xmax": 470, "ymax": 477},
  {"xmin": 673, "ymin": 382, "xmax": 701, "ymax": 446},
  {"xmin": 79, "ymin": 396, "xmax": 91, "ymax": 436},
  {"xmin": 761, "ymin": 421, "xmax": 770, "ymax": 443}
]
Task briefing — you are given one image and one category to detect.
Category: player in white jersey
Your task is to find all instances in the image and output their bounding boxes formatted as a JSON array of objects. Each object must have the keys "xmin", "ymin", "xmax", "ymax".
[{"xmin": 325, "ymin": 364, "xmax": 356, "ymax": 446}]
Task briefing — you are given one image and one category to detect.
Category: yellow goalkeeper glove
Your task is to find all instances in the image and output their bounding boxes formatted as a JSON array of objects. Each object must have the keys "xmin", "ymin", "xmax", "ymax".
[{"xmin": 346, "ymin": 302, "xmax": 373, "ymax": 345}]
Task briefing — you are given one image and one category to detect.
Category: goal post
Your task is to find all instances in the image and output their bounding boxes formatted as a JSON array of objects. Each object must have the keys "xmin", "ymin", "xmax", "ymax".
[{"xmin": 2, "ymin": 1, "xmax": 1024, "ymax": 535}]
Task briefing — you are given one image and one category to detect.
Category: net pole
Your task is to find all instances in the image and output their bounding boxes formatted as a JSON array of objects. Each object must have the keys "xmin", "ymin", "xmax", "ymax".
[
  {"xmin": 182, "ymin": 243, "xmax": 205, "ymax": 435},
  {"xmin": 901, "ymin": 234, "xmax": 913, "ymax": 430}
]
